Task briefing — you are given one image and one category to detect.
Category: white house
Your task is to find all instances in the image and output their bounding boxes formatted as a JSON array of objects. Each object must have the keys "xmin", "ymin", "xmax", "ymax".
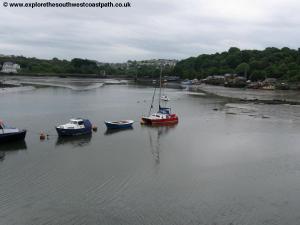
[{"xmin": 1, "ymin": 62, "xmax": 20, "ymax": 74}]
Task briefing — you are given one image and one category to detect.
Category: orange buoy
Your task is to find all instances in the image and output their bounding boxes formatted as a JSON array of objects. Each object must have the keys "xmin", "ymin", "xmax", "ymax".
[
  {"xmin": 40, "ymin": 132, "xmax": 46, "ymax": 140},
  {"xmin": 92, "ymin": 125, "xmax": 98, "ymax": 132}
]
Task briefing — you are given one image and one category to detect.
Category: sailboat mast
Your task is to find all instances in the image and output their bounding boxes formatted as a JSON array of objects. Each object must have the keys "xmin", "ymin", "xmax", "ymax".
[{"xmin": 158, "ymin": 65, "xmax": 162, "ymax": 107}]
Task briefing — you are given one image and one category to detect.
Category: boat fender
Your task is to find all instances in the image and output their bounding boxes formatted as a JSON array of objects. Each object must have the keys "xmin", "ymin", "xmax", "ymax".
[{"xmin": 92, "ymin": 125, "xmax": 98, "ymax": 132}]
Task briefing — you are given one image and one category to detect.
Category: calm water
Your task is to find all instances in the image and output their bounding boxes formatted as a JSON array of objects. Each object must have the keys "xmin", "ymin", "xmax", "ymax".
[{"xmin": 1, "ymin": 79, "xmax": 300, "ymax": 225}]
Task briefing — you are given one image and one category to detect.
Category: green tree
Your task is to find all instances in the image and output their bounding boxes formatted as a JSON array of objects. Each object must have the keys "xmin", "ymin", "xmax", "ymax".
[{"xmin": 235, "ymin": 63, "xmax": 250, "ymax": 78}]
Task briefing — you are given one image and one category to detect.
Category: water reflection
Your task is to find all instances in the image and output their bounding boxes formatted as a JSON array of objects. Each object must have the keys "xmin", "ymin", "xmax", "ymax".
[
  {"xmin": 0, "ymin": 151, "xmax": 5, "ymax": 161},
  {"xmin": 144, "ymin": 124, "xmax": 177, "ymax": 165},
  {"xmin": 0, "ymin": 141, "xmax": 27, "ymax": 161},
  {"xmin": 104, "ymin": 127, "xmax": 134, "ymax": 135},
  {"xmin": 0, "ymin": 140, "xmax": 27, "ymax": 151},
  {"xmin": 55, "ymin": 134, "xmax": 92, "ymax": 147}
]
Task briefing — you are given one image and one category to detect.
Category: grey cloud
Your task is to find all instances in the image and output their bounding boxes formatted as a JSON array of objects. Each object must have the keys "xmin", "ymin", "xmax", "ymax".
[{"xmin": 1, "ymin": 0, "xmax": 300, "ymax": 62}]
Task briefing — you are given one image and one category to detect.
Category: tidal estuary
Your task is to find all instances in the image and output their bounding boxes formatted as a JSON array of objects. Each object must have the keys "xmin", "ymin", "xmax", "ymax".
[{"xmin": 1, "ymin": 77, "xmax": 300, "ymax": 225}]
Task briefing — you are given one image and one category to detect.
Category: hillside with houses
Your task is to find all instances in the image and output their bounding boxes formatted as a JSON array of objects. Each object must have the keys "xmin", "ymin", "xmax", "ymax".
[
  {"xmin": 0, "ymin": 55, "xmax": 177, "ymax": 78},
  {"xmin": 173, "ymin": 47, "xmax": 300, "ymax": 83},
  {"xmin": 2, "ymin": 47, "xmax": 300, "ymax": 90}
]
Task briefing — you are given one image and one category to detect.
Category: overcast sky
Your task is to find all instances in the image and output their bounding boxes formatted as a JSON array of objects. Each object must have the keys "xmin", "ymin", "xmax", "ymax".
[{"xmin": 1, "ymin": 0, "xmax": 300, "ymax": 62}]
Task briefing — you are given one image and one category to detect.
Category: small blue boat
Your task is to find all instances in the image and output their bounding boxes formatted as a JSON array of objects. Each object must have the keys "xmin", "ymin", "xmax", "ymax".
[
  {"xmin": 56, "ymin": 118, "xmax": 92, "ymax": 136},
  {"xmin": 105, "ymin": 120, "xmax": 134, "ymax": 129},
  {"xmin": 0, "ymin": 121, "xmax": 26, "ymax": 143}
]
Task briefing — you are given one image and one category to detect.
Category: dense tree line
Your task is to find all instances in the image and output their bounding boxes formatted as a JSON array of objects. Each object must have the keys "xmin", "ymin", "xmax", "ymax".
[
  {"xmin": 173, "ymin": 47, "xmax": 300, "ymax": 81},
  {"xmin": 4, "ymin": 47, "xmax": 299, "ymax": 81},
  {"xmin": 0, "ymin": 56, "xmax": 101, "ymax": 75},
  {"xmin": 0, "ymin": 56, "xmax": 173, "ymax": 78}
]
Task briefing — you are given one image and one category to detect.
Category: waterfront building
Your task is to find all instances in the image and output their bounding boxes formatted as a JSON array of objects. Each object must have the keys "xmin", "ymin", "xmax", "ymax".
[{"xmin": 0, "ymin": 62, "xmax": 20, "ymax": 73}]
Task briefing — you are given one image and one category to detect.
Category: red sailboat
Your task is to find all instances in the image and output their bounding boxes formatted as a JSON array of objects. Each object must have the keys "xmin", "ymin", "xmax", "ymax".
[{"xmin": 141, "ymin": 67, "xmax": 179, "ymax": 125}]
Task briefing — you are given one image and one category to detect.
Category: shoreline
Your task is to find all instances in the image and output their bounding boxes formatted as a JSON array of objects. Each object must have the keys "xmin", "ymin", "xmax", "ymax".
[
  {"xmin": 2, "ymin": 75, "xmax": 300, "ymax": 105},
  {"xmin": 0, "ymin": 72, "xmax": 135, "ymax": 79},
  {"xmin": 195, "ymin": 84, "xmax": 300, "ymax": 105},
  {"xmin": 0, "ymin": 81, "xmax": 21, "ymax": 88}
]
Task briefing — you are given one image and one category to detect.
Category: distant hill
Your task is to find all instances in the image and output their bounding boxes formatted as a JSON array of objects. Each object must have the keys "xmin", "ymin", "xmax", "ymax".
[
  {"xmin": 173, "ymin": 47, "xmax": 300, "ymax": 81},
  {"xmin": 0, "ymin": 55, "xmax": 174, "ymax": 77}
]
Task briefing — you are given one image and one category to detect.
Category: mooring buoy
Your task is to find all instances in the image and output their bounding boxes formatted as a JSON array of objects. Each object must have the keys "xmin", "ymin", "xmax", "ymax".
[{"xmin": 40, "ymin": 132, "xmax": 46, "ymax": 140}]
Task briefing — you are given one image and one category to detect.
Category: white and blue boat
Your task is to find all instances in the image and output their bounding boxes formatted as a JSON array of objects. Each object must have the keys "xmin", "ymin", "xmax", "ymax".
[
  {"xmin": 56, "ymin": 118, "xmax": 92, "ymax": 136},
  {"xmin": 104, "ymin": 120, "xmax": 134, "ymax": 129},
  {"xmin": 0, "ymin": 121, "xmax": 26, "ymax": 143}
]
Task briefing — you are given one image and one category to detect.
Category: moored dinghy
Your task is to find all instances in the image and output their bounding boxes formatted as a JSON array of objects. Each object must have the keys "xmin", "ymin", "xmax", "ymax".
[
  {"xmin": 56, "ymin": 118, "xmax": 92, "ymax": 136},
  {"xmin": 0, "ymin": 120, "xmax": 26, "ymax": 143},
  {"xmin": 105, "ymin": 120, "xmax": 134, "ymax": 129}
]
